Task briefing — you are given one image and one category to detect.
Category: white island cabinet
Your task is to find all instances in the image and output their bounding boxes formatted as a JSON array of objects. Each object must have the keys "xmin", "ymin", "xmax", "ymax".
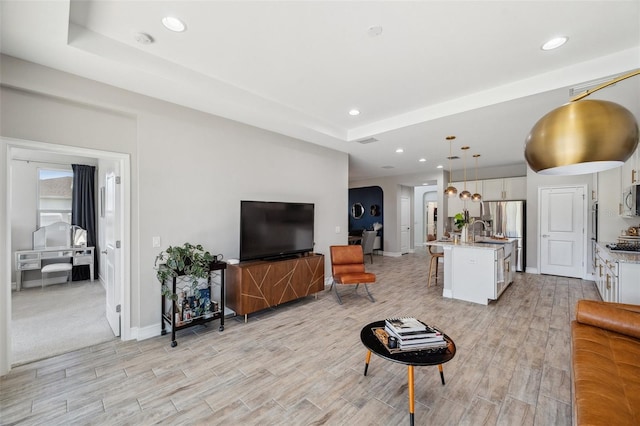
[
  {"xmin": 427, "ymin": 238, "xmax": 516, "ymax": 305},
  {"xmin": 594, "ymin": 242, "xmax": 640, "ymax": 304}
]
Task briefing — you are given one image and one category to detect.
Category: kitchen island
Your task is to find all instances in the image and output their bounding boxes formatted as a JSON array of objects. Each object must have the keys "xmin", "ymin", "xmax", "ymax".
[{"xmin": 426, "ymin": 237, "xmax": 517, "ymax": 305}]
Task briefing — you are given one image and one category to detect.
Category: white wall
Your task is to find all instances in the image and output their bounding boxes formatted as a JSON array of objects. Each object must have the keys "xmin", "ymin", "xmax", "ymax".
[
  {"xmin": 0, "ymin": 55, "xmax": 348, "ymax": 373},
  {"xmin": 413, "ymin": 185, "xmax": 438, "ymax": 246}
]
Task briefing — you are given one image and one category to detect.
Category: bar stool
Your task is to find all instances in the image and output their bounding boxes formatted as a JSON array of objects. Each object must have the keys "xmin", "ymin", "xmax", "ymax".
[
  {"xmin": 41, "ymin": 263, "xmax": 73, "ymax": 289},
  {"xmin": 427, "ymin": 234, "xmax": 443, "ymax": 287}
]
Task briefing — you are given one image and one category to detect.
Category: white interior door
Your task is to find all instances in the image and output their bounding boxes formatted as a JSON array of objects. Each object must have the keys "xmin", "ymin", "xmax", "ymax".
[
  {"xmin": 539, "ymin": 186, "xmax": 585, "ymax": 278},
  {"xmin": 400, "ymin": 196, "xmax": 410, "ymax": 254},
  {"xmin": 104, "ymin": 170, "xmax": 121, "ymax": 336}
]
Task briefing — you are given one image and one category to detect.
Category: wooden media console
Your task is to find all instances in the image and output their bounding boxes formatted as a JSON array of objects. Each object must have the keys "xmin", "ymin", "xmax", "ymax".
[{"xmin": 226, "ymin": 253, "xmax": 325, "ymax": 321}]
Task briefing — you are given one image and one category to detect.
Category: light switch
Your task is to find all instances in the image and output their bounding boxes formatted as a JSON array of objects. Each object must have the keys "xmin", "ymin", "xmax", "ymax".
[
  {"xmin": 335, "ymin": 226, "xmax": 341, "ymax": 234},
  {"xmin": 152, "ymin": 236, "xmax": 161, "ymax": 248}
]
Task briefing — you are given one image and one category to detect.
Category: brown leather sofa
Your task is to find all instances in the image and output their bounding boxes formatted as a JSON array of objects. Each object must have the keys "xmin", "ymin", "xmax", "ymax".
[{"xmin": 571, "ymin": 300, "xmax": 640, "ymax": 425}]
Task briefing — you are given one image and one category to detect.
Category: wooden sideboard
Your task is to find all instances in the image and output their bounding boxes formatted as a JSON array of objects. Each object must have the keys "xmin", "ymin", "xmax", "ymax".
[{"xmin": 226, "ymin": 254, "xmax": 325, "ymax": 321}]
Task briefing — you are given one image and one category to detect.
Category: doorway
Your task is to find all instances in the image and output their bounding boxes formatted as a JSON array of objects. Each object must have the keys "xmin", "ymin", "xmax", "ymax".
[
  {"xmin": 538, "ymin": 185, "xmax": 587, "ymax": 278},
  {"xmin": 3, "ymin": 137, "xmax": 130, "ymax": 372}
]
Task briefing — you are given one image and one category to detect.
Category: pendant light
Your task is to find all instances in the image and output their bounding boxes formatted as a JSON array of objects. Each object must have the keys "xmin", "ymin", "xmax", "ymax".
[
  {"xmin": 459, "ymin": 146, "xmax": 471, "ymax": 200},
  {"xmin": 472, "ymin": 154, "xmax": 482, "ymax": 202},
  {"xmin": 444, "ymin": 136, "xmax": 458, "ymax": 198},
  {"xmin": 525, "ymin": 69, "xmax": 640, "ymax": 175}
]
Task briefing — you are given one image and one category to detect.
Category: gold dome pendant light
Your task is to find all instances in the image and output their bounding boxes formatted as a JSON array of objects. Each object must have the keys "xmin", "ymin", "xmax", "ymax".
[
  {"xmin": 472, "ymin": 154, "xmax": 482, "ymax": 202},
  {"xmin": 445, "ymin": 136, "xmax": 458, "ymax": 198},
  {"xmin": 525, "ymin": 69, "xmax": 640, "ymax": 175},
  {"xmin": 459, "ymin": 146, "xmax": 471, "ymax": 200}
]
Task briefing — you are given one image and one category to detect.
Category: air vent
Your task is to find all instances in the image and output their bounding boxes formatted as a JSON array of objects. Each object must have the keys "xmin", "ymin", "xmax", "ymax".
[
  {"xmin": 357, "ymin": 137, "xmax": 379, "ymax": 144},
  {"xmin": 447, "ymin": 156, "xmax": 460, "ymax": 160},
  {"xmin": 381, "ymin": 165, "xmax": 395, "ymax": 169},
  {"xmin": 569, "ymin": 74, "xmax": 621, "ymax": 97}
]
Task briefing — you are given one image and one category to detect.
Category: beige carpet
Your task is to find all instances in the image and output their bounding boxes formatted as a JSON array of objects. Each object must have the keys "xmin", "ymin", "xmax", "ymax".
[{"xmin": 11, "ymin": 280, "xmax": 116, "ymax": 366}]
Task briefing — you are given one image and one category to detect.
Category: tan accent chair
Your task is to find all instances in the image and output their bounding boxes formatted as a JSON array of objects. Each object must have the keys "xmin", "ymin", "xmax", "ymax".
[
  {"xmin": 329, "ymin": 245, "xmax": 376, "ymax": 304},
  {"xmin": 427, "ymin": 234, "xmax": 443, "ymax": 287}
]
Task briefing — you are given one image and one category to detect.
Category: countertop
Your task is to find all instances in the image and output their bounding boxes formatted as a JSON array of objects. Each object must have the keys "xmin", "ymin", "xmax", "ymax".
[
  {"xmin": 425, "ymin": 237, "xmax": 515, "ymax": 251},
  {"xmin": 596, "ymin": 241, "xmax": 640, "ymax": 264}
]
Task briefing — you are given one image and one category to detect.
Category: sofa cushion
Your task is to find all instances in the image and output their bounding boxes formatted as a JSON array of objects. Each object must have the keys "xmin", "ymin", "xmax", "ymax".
[
  {"xmin": 576, "ymin": 300, "xmax": 640, "ymax": 339},
  {"xmin": 571, "ymin": 300, "xmax": 640, "ymax": 425}
]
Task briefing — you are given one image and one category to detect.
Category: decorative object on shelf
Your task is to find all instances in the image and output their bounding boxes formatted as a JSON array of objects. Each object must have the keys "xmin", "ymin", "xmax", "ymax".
[
  {"xmin": 155, "ymin": 242, "xmax": 215, "ymax": 300},
  {"xmin": 525, "ymin": 69, "xmax": 640, "ymax": 175},
  {"xmin": 459, "ymin": 146, "xmax": 471, "ymax": 201},
  {"xmin": 472, "ymin": 154, "xmax": 482, "ymax": 202},
  {"xmin": 444, "ymin": 135, "xmax": 458, "ymax": 198}
]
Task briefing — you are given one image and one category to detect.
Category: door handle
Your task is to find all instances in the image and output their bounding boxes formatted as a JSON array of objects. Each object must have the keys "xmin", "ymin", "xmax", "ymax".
[
  {"xmin": 542, "ymin": 234, "xmax": 550, "ymax": 238},
  {"xmin": 101, "ymin": 250, "xmax": 108, "ymax": 254}
]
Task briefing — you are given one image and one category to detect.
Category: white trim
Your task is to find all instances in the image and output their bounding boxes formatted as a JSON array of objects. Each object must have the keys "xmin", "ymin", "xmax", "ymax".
[
  {"xmin": 1, "ymin": 137, "xmax": 132, "ymax": 374},
  {"xmin": 525, "ymin": 266, "xmax": 539, "ymax": 274},
  {"xmin": 134, "ymin": 324, "xmax": 161, "ymax": 341}
]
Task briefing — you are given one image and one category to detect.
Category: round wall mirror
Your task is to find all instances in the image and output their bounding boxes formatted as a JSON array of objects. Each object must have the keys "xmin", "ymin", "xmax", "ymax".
[{"xmin": 351, "ymin": 203, "xmax": 365, "ymax": 219}]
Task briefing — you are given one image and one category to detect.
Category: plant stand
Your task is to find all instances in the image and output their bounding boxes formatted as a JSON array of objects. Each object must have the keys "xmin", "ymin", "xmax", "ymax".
[{"xmin": 160, "ymin": 261, "xmax": 227, "ymax": 347}]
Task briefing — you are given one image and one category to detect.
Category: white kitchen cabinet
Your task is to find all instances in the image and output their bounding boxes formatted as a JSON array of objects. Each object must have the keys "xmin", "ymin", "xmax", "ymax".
[
  {"xmin": 449, "ymin": 241, "xmax": 515, "ymax": 305},
  {"xmin": 620, "ymin": 145, "xmax": 640, "ymax": 188},
  {"xmin": 447, "ymin": 181, "xmax": 481, "ymax": 217},
  {"xmin": 594, "ymin": 243, "xmax": 640, "ymax": 304},
  {"xmin": 482, "ymin": 177, "xmax": 526, "ymax": 201}
]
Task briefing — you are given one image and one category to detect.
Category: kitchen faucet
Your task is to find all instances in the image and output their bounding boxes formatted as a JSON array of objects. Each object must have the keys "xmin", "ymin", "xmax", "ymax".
[{"xmin": 469, "ymin": 220, "xmax": 489, "ymax": 242}]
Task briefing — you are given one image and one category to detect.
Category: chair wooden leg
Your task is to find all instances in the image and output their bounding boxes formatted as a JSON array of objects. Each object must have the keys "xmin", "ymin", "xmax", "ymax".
[{"xmin": 427, "ymin": 256, "xmax": 435, "ymax": 287}]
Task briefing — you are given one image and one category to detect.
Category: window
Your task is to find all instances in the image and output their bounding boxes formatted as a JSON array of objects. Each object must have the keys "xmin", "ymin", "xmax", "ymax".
[{"xmin": 38, "ymin": 169, "xmax": 73, "ymax": 227}]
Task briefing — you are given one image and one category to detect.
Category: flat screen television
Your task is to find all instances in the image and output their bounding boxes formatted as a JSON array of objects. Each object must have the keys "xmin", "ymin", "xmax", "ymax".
[{"xmin": 240, "ymin": 201, "xmax": 315, "ymax": 262}]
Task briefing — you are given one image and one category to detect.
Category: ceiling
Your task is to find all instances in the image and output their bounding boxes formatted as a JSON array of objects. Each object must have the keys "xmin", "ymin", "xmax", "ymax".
[{"xmin": 1, "ymin": 1, "xmax": 639, "ymax": 185}]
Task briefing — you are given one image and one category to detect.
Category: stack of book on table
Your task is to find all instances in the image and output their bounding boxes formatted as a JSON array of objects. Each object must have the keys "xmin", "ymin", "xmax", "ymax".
[{"xmin": 385, "ymin": 317, "xmax": 447, "ymax": 351}]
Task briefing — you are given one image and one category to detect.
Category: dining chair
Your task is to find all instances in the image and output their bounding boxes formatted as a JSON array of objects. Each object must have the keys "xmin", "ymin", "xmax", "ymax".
[
  {"xmin": 427, "ymin": 234, "xmax": 443, "ymax": 287},
  {"xmin": 361, "ymin": 230, "xmax": 377, "ymax": 263}
]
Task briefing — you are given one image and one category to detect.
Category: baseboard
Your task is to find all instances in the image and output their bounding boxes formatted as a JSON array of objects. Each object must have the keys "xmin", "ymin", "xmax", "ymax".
[
  {"xmin": 135, "ymin": 324, "xmax": 161, "ymax": 341},
  {"xmin": 525, "ymin": 266, "xmax": 539, "ymax": 274},
  {"xmin": 442, "ymin": 289, "xmax": 453, "ymax": 298},
  {"xmin": 380, "ymin": 251, "xmax": 403, "ymax": 257}
]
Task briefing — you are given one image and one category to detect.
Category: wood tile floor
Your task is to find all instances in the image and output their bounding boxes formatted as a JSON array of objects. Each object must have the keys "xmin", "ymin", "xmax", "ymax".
[{"xmin": 0, "ymin": 249, "xmax": 599, "ymax": 425}]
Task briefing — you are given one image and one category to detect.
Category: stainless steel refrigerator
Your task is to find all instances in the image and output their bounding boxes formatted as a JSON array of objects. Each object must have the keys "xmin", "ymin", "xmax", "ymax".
[{"xmin": 481, "ymin": 201, "xmax": 526, "ymax": 272}]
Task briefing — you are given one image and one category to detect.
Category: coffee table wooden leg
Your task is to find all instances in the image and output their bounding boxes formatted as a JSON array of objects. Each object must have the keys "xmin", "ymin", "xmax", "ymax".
[
  {"xmin": 408, "ymin": 365, "xmax": 415, "ymax": 426},
  {"xmin": 364, "ymin": 350, "xmax": 372, "ymax": 376},
  {"xmin": 438, "ymin": 364, "xmax": 445, "ymax": 385}
]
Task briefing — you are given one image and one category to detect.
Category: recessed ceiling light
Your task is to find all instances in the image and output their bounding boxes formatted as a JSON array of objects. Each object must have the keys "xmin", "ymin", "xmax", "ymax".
[
  {"xmin": 419, "ymin": 158, "xmax": 427, "ymax": 162},
  {"xmin": 436, "ymin": 165, "xmax": 444, "ymax": 169},
  {"xmin": 396, "ymin": 148, "xmax": 404, "ymax": 153},
  {"xmin": 349, "ymin": 109, "xmax": 360, "ymax": 116},
  {"xmin": 422, "ymin": 183, "xmax": 429, "ymax": 186},
  {"xmin": 162, "ymin": 16, "xmax": 186, "ymax": 32},
  {"xmin": 541, "ymin": 36, "xmax": 568, "ymax": 51}
]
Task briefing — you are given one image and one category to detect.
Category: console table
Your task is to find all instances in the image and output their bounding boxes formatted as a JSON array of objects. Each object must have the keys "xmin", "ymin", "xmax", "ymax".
[{"xmin": 15, "ymin": 246, "xmax": 94, "ymax": 291}]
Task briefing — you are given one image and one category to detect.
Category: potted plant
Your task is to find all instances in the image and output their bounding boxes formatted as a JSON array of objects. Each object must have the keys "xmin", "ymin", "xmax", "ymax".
[
  {"xmin": 454, "ymin": 210, "xmax": 470, "ymax": 242},
  {"xmin": 155, "ymin": 243, "xmax": 214, "ymax": 301}
]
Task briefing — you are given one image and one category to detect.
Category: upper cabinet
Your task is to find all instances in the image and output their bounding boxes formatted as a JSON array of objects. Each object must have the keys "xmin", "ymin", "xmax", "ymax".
[
  {"xmin": 620, "ymin": 145, "xmax": 640, "ymax": 188},
  {"xmin": 482, "ymin": 177, "xmax": 526, "ymax": 201},
  {"xmin": 447, "ymin": 181, "xmax": 482, "ymax": 217}
]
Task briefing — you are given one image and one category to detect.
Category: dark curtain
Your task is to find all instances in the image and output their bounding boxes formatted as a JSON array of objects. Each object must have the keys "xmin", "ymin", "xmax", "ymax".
[{"xmin": 71, "ymin": 164, "xmax": 97, "ymax": 281}]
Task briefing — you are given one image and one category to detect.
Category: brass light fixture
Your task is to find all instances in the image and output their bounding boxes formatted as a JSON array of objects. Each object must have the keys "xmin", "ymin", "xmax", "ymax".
[
  {"xmin": 472, "ymin": 154, "xmax": 482, "ymax": 202},
  {"xmin": 444, "ymin": 136, "xmax": 458, "ymax": 198},
  {"xmin": 459, "ymin": 146, "xmax": 471, "ymax": 200},
  {"xmin": 525, "ymin": 69, "xmax": 640, "ymax": 175}
]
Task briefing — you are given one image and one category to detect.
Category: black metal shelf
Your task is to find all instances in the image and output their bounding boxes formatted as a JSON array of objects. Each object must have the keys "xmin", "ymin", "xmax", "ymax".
[{"xmin": 160, "ymin": 261, "xmax": 227, "ymax": 347}]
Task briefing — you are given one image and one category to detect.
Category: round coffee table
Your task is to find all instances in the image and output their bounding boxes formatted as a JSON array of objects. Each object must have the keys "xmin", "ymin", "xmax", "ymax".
[{"xmin": 360, "ymin": 320, "xmax": 456, "ymax": 426}]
